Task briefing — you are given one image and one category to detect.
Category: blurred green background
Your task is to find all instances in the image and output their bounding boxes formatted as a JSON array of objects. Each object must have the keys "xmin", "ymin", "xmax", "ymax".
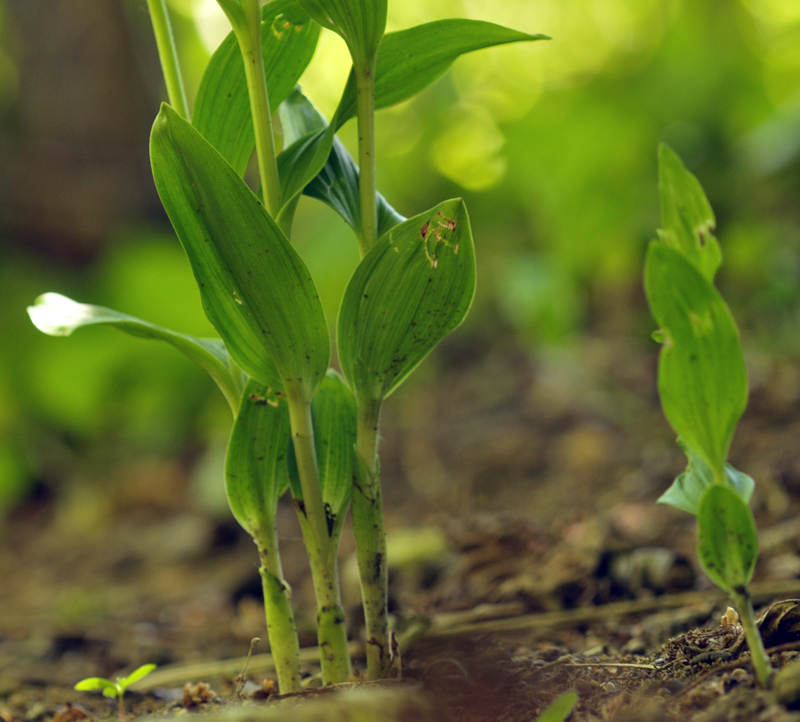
[{"xmin": 0, "ymin": 0, "xmax": 798, "ymax": 523}]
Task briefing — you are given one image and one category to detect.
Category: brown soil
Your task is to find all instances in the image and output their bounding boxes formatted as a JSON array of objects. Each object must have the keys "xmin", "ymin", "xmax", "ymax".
[{"xmin": 4, "ymin": 329, "xmax": 800, "ymax": 721}]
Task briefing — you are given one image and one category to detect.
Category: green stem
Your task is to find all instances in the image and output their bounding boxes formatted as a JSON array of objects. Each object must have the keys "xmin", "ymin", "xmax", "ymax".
[
  {"xmin": 296, "ymin": 514, "xmax": 352, "ymax": 684},
  {"xmin": 732, "ymin": 589, "xmax": 772, "ymax": 688},
  {"xmin": 355, "ymin": 61, "xmax": 378, "ymax": 257},
  {"xmin": 256, "ymin": 534, "xmax": 301, "ymax": 693},
  {"xmin": 286, "ymin": 392, "xmax": 351, "ymax": 683},
  {"xmin": 232, "ymin": 0, "xmax": 282, "ymax": 217},
  {"xmin": 286, "ymin": 393, "xmax": 328, "ymax": 556},
  {"xmin": 145, "ymin": 0, "xmax": 190, "ymax": 120},
  {"xmin": 353, "ymin": 397, "xmax": 393, "ymax": 680}
]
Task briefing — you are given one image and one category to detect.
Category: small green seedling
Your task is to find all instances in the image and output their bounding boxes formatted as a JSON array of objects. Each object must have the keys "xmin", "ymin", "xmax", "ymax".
[
  {"xmin": 645, "ymin": 144, "xmax": 771, "ymax": 688},
  {"xmin": 74, "ymin": 664, "xmax": 157, "ymax": 719},
  {"xmin": 535, "ymin": 690, "xmax": 578, "ymax": 722},
  {"xmin": 28, "ymin": 0, "xmax": 549, "ymax": 691}
]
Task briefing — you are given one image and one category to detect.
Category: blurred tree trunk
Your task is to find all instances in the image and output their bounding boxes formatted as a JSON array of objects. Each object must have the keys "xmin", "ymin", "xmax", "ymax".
[{"xmin": 0, "ymin": 0, "xmax": 162, "ymax": 262}]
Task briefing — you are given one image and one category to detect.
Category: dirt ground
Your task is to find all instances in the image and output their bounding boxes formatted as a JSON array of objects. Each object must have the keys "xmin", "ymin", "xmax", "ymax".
[{"xmin": 4, "ymin": 322, "xmax": 800, "ymax": 722}]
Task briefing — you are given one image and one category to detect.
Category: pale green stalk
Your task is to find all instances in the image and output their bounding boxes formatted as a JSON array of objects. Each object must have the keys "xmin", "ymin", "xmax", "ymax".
[
  {"xmin": 355, "ymin": 61, "xmax": 378, "ymax": 256},
  {"xmin": 256, "ymin": 530, "xmax": 301, "ymax": 693},
  {"xmin": 145, "ymin": 0, "xmax": 190, "ymax": 120},
  {"xmin": 224, "ymin": 0, "xmax": 283, "ymax": 217},
  {"xmin": 286, "ymin": 393, "xmax": 352, "ymax": 683},
  {"xmin": 731, "ymin": 590, "xmax": 772, "ymax": 688},
  {"xmin": 354, "ymin": 398, "xmax": 392, "ymax": 680}
]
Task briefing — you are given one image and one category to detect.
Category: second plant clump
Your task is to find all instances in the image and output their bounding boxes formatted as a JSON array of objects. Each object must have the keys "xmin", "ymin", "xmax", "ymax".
[
  {"xmin": 28, "ymin": 0, "xmax": 548, "ymax": 692},
  {"xmin": 646, "ymin": 144, "xmax": 771, "ymax": 688}
]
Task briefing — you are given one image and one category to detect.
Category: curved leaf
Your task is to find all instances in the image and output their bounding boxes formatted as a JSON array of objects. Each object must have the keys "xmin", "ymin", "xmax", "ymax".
[
  {"xmin": 151, "ymin": 104, "xmax": 330, "ymax": 400},
  {"xmin": 74, "ymin": 678, "xmax": 117, "ymax": 694},
  {"xmin": 27, "ymin": 292, "xmax": 242, "ymax": 412},
  {"xmin": 225, "ymin": 380, "xmax": 291, "ymax": 541},
  {"xmin": 658, "ymin": 438, "xmax": 755, "ymax": 516},
  {"xmin": 334, "ymin": 19, "xmax": 550, "ymax": 129},
  {"xmin": 338, "ymin": 198, "xmax": 476, "ymax": 402},
  {"xmin": 644, "ymin": 242, "xmax": 747, "ymax": 477},
  {"xmin": 278, "ymin": 88, "xmax": 404, "ymax": 236},
  {"xmin": 192, "ymin": 0, "xmax": 320, "ymax": 176},
  {"xmin": 121, "ymin": 664, "xmax": 157, "ymax": 689},
  {"xmin": 697, "ymin": 484, "xmax": 758, "ymax": 593},
  {"xmin": 658, "ymin": 144, "xmax": 721, "ymax": 284},
  {"xmin": 536, "ymin": 690, "xmax": 579, "ymax": 722},
  {"xmin": 297, "ymin": 0, "xmax": 386, "ymax": 66}
]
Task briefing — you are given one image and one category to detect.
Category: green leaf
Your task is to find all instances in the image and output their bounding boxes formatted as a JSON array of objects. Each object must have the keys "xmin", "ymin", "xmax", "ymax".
[
  {"xmin": 658, "ymin": 438, "xmax": 755, "ymax": 515},
  {"xmin": 338, "ymin": 199, "xmax": 476, "ymax": 402},
  {"xmin": 74, "ymin": 678, "xmax": 117, "ymax": 694},
  {"xmin": 150, "ymin": 104, "xmax": 330, "ymax": 401},
  {"xmin": 536, "ymin": 690, "xmax": 578, "ymax": 722},
  {"xmin": 334, "ymin": 19, "xmax": 550, "ymax": 129},
  {"xmin": 27, "ymin": 293, "xmax": 242, "ymax": 413},
  {"xmin": 277, "ymin": 125, "xmax": 337, "ymax": 217},
  {"xmin": 697, "ymin": 484, "xmax": 758, "ymax": 594},
  {"xmin": 120, "ymin": 664, "xmax": 157, "ymax": 690},
  {"xmin": 657, "ymin": 144, "xmax": 721, "ymax": 284},
  {"xmin": 297, "ymin": 0, "xmax": 386, "ymax": 67},
  {"xmin": 644, "ymin": 242, "xmax": 747, "ymax": 477},
  {"xmin": 192, "ymin": 0, "xmax": 320, "ymax": 176},
  {"xmin": 225, "ymin": 380, "xmax": 291, "ymax": 541},
  {"xmin": 311, "ymin": 370, "xmax": 356, "ymax": 541},
  {"xmin": 278, "ymin": 88, "xmax": 404, "ymax": 236}
]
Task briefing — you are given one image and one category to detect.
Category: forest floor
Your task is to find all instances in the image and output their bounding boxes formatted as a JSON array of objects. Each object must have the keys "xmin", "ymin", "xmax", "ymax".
[{"xmin": 4, "ymin": 322, "xmax": 800, "ymax": 722}]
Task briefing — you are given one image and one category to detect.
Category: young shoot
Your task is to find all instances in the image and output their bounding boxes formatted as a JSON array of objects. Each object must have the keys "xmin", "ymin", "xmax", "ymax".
[
  {"xmin": 74, "ymin": 664, "xmax": 157, "ymax": 720},
  {"xmin": 645, "ymin": 144, "xmax": 771, "ymax": 688}
]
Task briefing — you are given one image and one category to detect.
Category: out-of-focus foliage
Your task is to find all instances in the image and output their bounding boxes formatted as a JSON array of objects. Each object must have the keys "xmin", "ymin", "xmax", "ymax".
[{"xmin": 1, "ymin": 0, "xmax": 799, "ymax": 517}]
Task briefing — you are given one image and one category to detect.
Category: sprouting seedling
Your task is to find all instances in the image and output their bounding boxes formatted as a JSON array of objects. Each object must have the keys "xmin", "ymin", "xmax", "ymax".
[
  {"xmin": 74, "ymin": 664, "xmax": 157, "ymax": 719},
  {"xmin": 28, "ymin": 0, "xmax": 549, "ymax": 691},
  {"xmin": 645, "ymin": 144, "xmax": 771, "ymax": 688}
]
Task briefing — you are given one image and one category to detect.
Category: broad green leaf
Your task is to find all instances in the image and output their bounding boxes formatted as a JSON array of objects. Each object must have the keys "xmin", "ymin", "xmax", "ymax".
[
  {"xmin": 536, "ymin": 690, "xmax": 578, "ymax": 722},
  {"xmin": 27, "ymin": 292, "xmax": 242, "ymax": 413},
  {"xmin": 286, "ymin": 370, "xmax": 355, "ymax": 542},
  {"xmin": 102, "ymin": 688, "xmax": 120, "ymax": 699},
  {"xmin": 297, "ymin": 0, "xmax": 386, "ymax": 67},
  {"xmin": 657, "ymin": 144, "xmax": 721, "ymax": 284},
  {"xmin": 151, "ymin": 104, "xmax": 330, "ymax": 400},
  {"xmin": 658, "ymin": 438, "xmax": 755, "ymax": 515},
  {"xmin": 697, "ymin": 484, "xmax": 758, "ymax": 593},
  {"xmin": 278, "ymin": 88, "xmax": 404, "ymax": 236},
  {"xmin": 225, "ymin": 380, "xmax": 291, "ymax": 541},
  {"xmin": 192, "ymin": 0, "xmax": 319, "ymax": 176},
  {"xmin": 644, "ymin": 242, "xmax": 747, "ymax": 477},
  {"xmin": 121, "ymin": 664, "xmax": 157, "ymax": 689},
  {"xmin": 338, "ymin": 199, "xmax": 476, "ymax": 402},
  {"xmin": 74, "ymin": 678, "xmax": 117, "ymax": 694},
  {"xmin": 334, "ymin": 20, "xmax": 550, "ymax": 130},
  {"xmin": 277, "ymin": 125, "xmax": 337, "ymax": 216}
]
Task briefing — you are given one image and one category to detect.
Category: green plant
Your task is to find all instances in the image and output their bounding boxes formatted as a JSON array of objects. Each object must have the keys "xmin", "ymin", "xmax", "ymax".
[
  {"xmin": 27, "ymin": 0, "xmax": 548, "ymax": 692},
  {"xmin": 74, "ymin": 664, "xmax": 157, "ymax": 719},
  {"xmin": 645, "ymin": 144, "xmax": 771, "ymax": 688}
]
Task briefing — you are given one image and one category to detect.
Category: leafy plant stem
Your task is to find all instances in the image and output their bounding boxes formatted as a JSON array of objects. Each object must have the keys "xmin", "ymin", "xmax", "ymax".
[
  {"xmin": 355, "ymin": 61, "xmax": 378, "ymax": 256},
  {"xmin": 286, "ymin": 393, "xmax": 328, "ymax": 556},
  {"xmin": 284, "ymin": 392, "xmax": 351, "ymax": 682},
  {"xmin": 256, "ymin": 534, "xmax": 301, "ymax": 693},
  {"xmin": 145, "ymin": 0, "xmax": 190, "ymax": 120},
  {"xmin": 233, "ymin": 0, "xmax": 282, "ymax": 217},
  {"xmin": 354, "ymin": 397, "xmax": 392, "ymax": 679},
  {"xmin": 297, "ymin": 515, "xmax": 352, "ymax": 683},
  {"xmin": 731, "ymin": 589, "xmax": 772, "ymax": 688}
]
